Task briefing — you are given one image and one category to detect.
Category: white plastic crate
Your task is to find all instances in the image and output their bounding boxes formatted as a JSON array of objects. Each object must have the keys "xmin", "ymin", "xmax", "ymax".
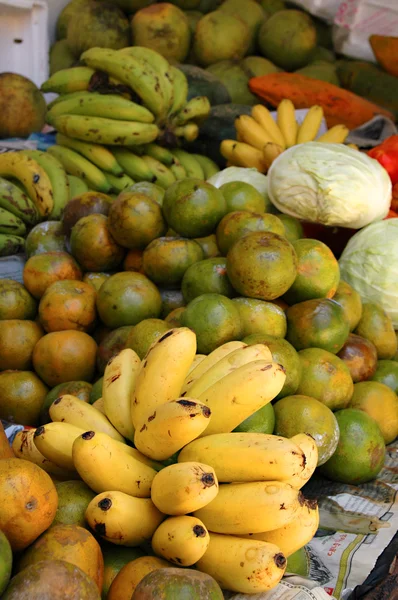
[{"xmin": 0, "ymin": 0, "xmax": 49, "ymax": 88}]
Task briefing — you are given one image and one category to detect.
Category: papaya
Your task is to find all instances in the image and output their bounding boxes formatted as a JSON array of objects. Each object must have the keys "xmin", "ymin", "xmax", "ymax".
[
  {"xmin": 369, "ymin": 35, "xmax": 398, "ymax": 78},
  {"xmin": 132, "ymin": 567, "xmax": 224, "ymax": 599}
]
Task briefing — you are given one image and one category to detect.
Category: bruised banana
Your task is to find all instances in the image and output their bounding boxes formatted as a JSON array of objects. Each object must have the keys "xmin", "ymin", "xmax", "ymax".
[
  {"xmin": 0, "ymin": 234, "xmax": 25, "ymax": 256},
  {"xmin": 41, "ymin": 66, "xmax": 95, "ymax": 94},
  {"xmin": 33, "ymin": 421, "xmax": 85, "ymax": 471},
  {"xmin": 141, "ymin": 156, "xmax": 176, "ymax": 189},
  {"xmin": 103, "ymin": 347, "xmax": 141, "ymax": 441},
  {"xmin": 21, "ymin": 149, "xmax": 70, "ymax": 220},
  {"xmin": 196, "ymin": 533, "xmax": 286, "ymax": 594},
  {"xmin": 182, "ymin": 341, "xmax": 247, "ymax": 395},
  {"xmin": 194, "ymin": 481, "xmax": 304, "ymax": 535},
  {"xmin": 173, "ymin": 96, "xmax": 211, "ymax": 126},
  {"xmin": 196, "ymin": 360, "xmax": 286, "ymax": 436},
  {"xmin": 48, "ymin": 92, "xmax": 155, "ymax": 123},
  {"xmin": 0, "ymin": 207, "xmax": 26, "ymax": 236},
  {"xmin": 244, "ymin": 498, "xmax": 319, "ymax": 557},
  {"xmin": 72, "ymin": 430, "xmax": 156, "ymax": 497},
  {"xmin": 47, "ymin": 145, "xmax": 111, "ymax": 193},
  {"xmin": 85, "ymin": 490, "xmax": 164, "ymax": 547},
  {"xmin": 49, "ymin": 394, "xmax": 124, "ymax": 442},
  {"xmin": 56, "ymin": 133, "xmax": 123, "ymax": 177},
  {"xmin": 178, "ymin": 433, "xmax": 306, "ymax": 483},
  {"xmin": 277, "ymin": 99, "xmax": 298, "ymax": 148},
  {"xmin": 131, "ymin": 327, "xmax": 197, "ymax": 428},
  {"xmin": 0, "ymin": 152, "xmax": 54, "ymax": 217},
  {"xmin": 296, "ymin": 105, "xmax": 324, "ymax": 144},
  {"xmin": 0, "ymin": 177, "xmax": 39, "ymax": 225},
  {"xmin": 251, "ymin": 104, "xmax": 286, "ymax": 149},
  {"xmin": 111, "ymin": 148, "xmax": 155, "ymax": 182},
  {"xmin": 168, "ymin": 66, "xmax": 189, "ymax": 117},
  {"xmin": 284, "ymin": 433, "xmax": 318, "ymax": 489},
  {"xmin": 186, "ymin": 343, "xmax": 273, "ymax": 399},
  {"xmin": 152, "ymin": 516, "xmax": 210, "ymax": 566},
  {"xmin": 134, "ymin": 399, "xmax": 211, "ymax": 461},
  {"xmin": 151, "ymin": 461, "xmax": 218, "ymax": 516},
  {"xmin": 12, "ymin": 429, "xmax": 76, "ymax": 479}
]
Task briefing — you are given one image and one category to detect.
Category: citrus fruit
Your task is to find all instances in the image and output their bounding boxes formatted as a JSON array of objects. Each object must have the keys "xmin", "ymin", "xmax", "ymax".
[
  {"xmin": 194, "ymin": 234, "xmax": 221, "ymax": 259},
  {"xmin": 216, "ymin": 210, "xmax": 285, "ymax": 256},
  {"xmin": 143, "ymin": 237, "xmax": 204, "ymax": 286},
  {"xmin": 40, "ymin": 380, "xmax": 92, "ymax": 424},
  {"xmin": 0, "ymin": 370, "xmax": 48, "ymax": 426},
  {"xmin": 332, "ymin": 279, "xmax": 362, "ymax": 332},
  {"xmin": 61, "ymin": 191, "xmax": 112, "ymax": 237},
  {"xmin": 277, "ymin": 214, "xmax": 304, "ymax": 244},
  {"xmin": 181, "ymin": 257, "xmax": 235, "ymax": 303},
  {"xmin": 232, "ymin": 298, "xmax": 287, "ymax": 338},
  {"xmin": 165, "ymin": 307, "xmax": 186, "ymax": 327},
  {"xmin": 0, "ymin": 529, "xmax": 12, "ymax": 596},
  {"xmin": 0, "ymin": 320, "xmax": 43, "ymax": 371},
  {"xmin": 127, "ymin": 318, "xmax": 170, "ymax": 359},
  {"xmin": 83, "ymin": 272, "xmax": 111, "ymax": 292},
  {"xmin": 70, "ymin": 214, "xmax": 125, "ymax": 272},
  {"xmin": 220, "ymin": 181, "xmax": 265, "ymax": 213},
  {"xmin": 319, "ymin": 408, "xmax": 386, "ymax": 484},
  {"xmin": 337, "ymin": 333, "xmax": 378, "ymax": 382},
  {"xmin": 355, "ymin": 302, "xmax": 397, "ymax": 359},
  {"xmin": 160, "ymin": 289, "xmax": 185, "ymax": 318},
  {"xmin": 23, "ymin": 251, "xmax": 82, "ymax": 299},
  {"xmin": 53, "ymin": 481, "xmax": 96, "ymax": 528},
  {"xmin": 107, "ymin": 556, "xmax": 172, "ymax": 600},
  {"xmin": 181, "ymin": 293, "xmax": 242, "ymax": 354},
  {"xmin": 123, "ymin": 249, "xmax": 144, "ymax": 273},
  {"xmin": 0, "ymin": 279, "xmax": 37, "ymax": 320},
  {"xmin": 370, "ymin": 360, "xmax": 398, "ymax": 394},
  {"xmin": 38, "ymin": 280, "xmax": 97, "ymax": 333},
  {"xmin": 349, "ymin": 381, "xmax": 398, "ymax": 444},
  {"xmin": 25, "ymin": 221, "xmax": 67, "ymax": 258},
  {"xmin": 101, "ymin": 544, "xmax": 145, "ymax": 600},
  {"xmin": 233, "ymin": 402, "xmax": 275, "ymax": 434},
  {"xmin": 120, "ymin": 181, "xmax": 165, "ymax": 205}
]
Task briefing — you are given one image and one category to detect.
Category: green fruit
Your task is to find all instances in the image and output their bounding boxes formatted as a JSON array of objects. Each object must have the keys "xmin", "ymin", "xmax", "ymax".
[
  {"xmin": 370, "ymin": 360, "xmax": 398, "ymax": 394},
  {"xmin": 277, "ymin": 214, "xmax": 304, "ymax": 244},
  {"xmin": 96, "ymin": 326, "xmax": 135, "ymax": 375},
  {"xmin": 355, "ymin": 302, "xmax": 397, "ymax": 359},
  {"xmin": 233, "ymin": 401, "xmax": 275, "ymax": 434},
  {"xmin": 50, "ymin": 40, "xmax": 76, "ymax": 75},
  {"xmin": 218, "ymin": 0, "xmax": 266, "ymax": 55},
  {"xmin": 160, "ymin": 289, "xmax": 185, "ymax": 318},
  {"xmin": 220, "ymin": 181, "xmax": 266, "ymax": 213},
  {"xmin": 0, "ymin": 279, "xmax": 37, "ymax": 320},
  {"xmin": 244, "ymin": 334, "xmax": 302, "ymax": 399},
  {"xmin": 226, "ymin": 232, "xmax": 298, "ymax": 301},
  {"xmin": 53, "ymin": 481, "xmax": 96, "ymax": 528},
  {"xmin": 232, "ymin": 298, "xmax": 286, "ymax": 338},
  {"xmin": 349, "ymin": 381, "xmax": 398, "ymax": 444},
  {"xmin": 0, "ymin": 529, "xmax": 12, "ymax": 596},
  {"xmin": 40, "ymin": 380, "xmax": 92, "ymax": 424},
  {"xmin": 258, "ymin": 9, "xmax": 317, "ymax": 70},
  {"xmin": 194, "ymin": 234, "xmax": 221, "ymax": 259},
  {"xmin": 83, "ymin": 272, "xmax": 112, "ymax": 293},
  {"xmin": 124, "ymin": 182, "xmax": 165, "ymax": 206},
  {"xmin": 336, "ymin": 333, "xmax": 378, "ymax": 383},
  {"xmin": 182, "ymin": 257, "xmax": 235, "ymax": 303},
  {"xmin": 206, "ymin": 61, "xmax": 258, "ymax": 105},
  {"xmin": 286, "ymin": 547, "xmax": 310, "ymax": 577},
  {"xmin": 165, "ymin": 307, "xmax": 186, "ymax": 328},
  {"xmin": 286, "ymin": 298, "xmax": 350, "ymax": 354},
  {"xmin": 241, "ymin": 55, "xmax": 281, "ymax": 77},
  {"xmin": 182, "ymin": 292, "xmax": 242, "ymax": 354},
  {"xmin": 319, "ymin": 408, "xmax": 386, "ymax": 484},
  {"xmin": 163, "ymin": 179, "xmax": 226, "ymax": 238},
  {"xmin": 283, "ymin": 239, "xmax": 340, "ymax": 304},
  {"xmin": 127, "ymin": 318, "xmax": 170, "ymax": 359},
  {"xmin": 193, "ymin": 11, "xmax": 251, "ymax": 67},
  {"xmin": 143, "ymin": 237, "xmax": 204, "ymax": 287},
  {"xmin": 101, "ymin": 543, "xmax": 144, "ymax": 600},
  {"xmin": 216, "ymin": 211, "xmax": 285, "ymax": 256},
  {"xmin": 296, "ymin": 348, "xmax": 354, "ymax": 411},
  {"xmin": 90, "ymin": 377, "xmax": 103, "ymax": 404},
  {"xmin": 274, "ymin": 394, "xmax": 340, "ymax": 465},
  {"xmin": 133, "ymin": 567, "xmax": 224, "ymax": 600},
  {"xmin": 70, "ymin": 214, "xmax": 125, "ymax": 273},
  {"xmin": 260, "ymin": 0, "xmax": 286, "ymax": 17},
  {"xmin": 56, "ymin": 0, "xmax": 87, "ymax": 39},
  {"xmin": 331, "ymin": 279, "xmax": 362, "ymax": 332},
  {"xmin": 96, "ymin": 272, "xmax": 162, "ymax": 329}
]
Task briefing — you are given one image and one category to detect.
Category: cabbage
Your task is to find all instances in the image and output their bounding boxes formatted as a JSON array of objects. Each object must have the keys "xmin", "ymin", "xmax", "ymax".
[
  {"xmin": 207, "ymin": 167, "xmax": 272, "ymax": 211},
  {"xmin": 267, "ymin": 142, "xmax": 391, "ymax": 229},
  {"xmin": 339, "ymin": 219, "xmax": 398, "ymax": 328}
]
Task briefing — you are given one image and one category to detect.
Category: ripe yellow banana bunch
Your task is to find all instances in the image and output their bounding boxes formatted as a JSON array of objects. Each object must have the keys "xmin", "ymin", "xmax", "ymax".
[{"xmin": 221, "ymin": 100, "xmax": 350, "ymax": 173}]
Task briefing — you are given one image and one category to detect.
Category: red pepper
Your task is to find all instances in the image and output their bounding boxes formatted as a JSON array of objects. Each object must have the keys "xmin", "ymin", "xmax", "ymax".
[{"xmin": 368, "ymin": 135, "xmax": 398, "ymax": 185}]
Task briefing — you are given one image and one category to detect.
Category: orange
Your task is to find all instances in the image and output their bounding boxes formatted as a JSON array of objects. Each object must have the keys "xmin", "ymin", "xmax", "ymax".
[
  {"xmin": 38, "ymin": 280, "xmax": 97, "ymax": 333},
  {"xmin": 0, "ymin": 319, "xmax": 44, "ymax": 370},
  {"xmin": 23, "ymin": 251, "xmax": 82, "ymax": 299}
]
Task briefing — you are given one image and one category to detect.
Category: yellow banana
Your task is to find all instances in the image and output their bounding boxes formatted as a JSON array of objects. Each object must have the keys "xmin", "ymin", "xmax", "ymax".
[
  {"xmin": 169, "ymin": 149, "xmax": 204, "ymax": 180},
  {"xmin": 134, "ymin": 399, "xmax": 211, "ymax": 461},
  {"xmin": 141, "ymin": 156, "xmax": 176, "ymax": 189},
  {"xmin": 317, "ymin": 125, "xmax": 350, "ymax": 144},
  {"xmin": 33, "ymin": 422, "xmax": 85, "ymax": 471},
  {"xmin": 262, "ymin": 142, "xmax": 284, "ymax": 170},
  {"xmin": 114, "ymin": 441, "xmax": 164, "ymax": 472},
  {"xmin": 168, "ymin": 66, "xmax": 189, "ymax": 117},
  {"xmin": 196, "ymin": 533, "xmax": 286, "ymax": 594},
  {"xmin": 56, "ymin": 133, "xmax": 123, "ymax": 176},
  {"xmin": 244, "ymin": 498, "xmax": 319, "ymax": 557},
  {"xmin": 81, "ymin": 47, "xmax": 167, "ymax": 120},
  {"xmin": 296, "ymin": 105, "xmax": 324, "ymax": 144},
  {"xmin": 251, "ymin": 104, "xmax": 286, "ymax": 149},
  {"xmin": 106, "ymin": 172, "xmax": 135, "ymax": 193},
  {"xmin": 178, "ymin": 433, "xmax": 306, "ymax": 483},
  {"xmin": 235, "ymin": 114, "xmax": 275, "ymax": 150},
  {"xmin": 174, "ymin": 123, "xmax": 200, "ymax": 143},
  {"xmin": 152, "ymin": 516, "xmax": 210, "ymax": 566},
  {"xmin": 191, "ymin": 154, "xmax": 220, "ymax": 179},
  {"xmin": 85, "ymin": 490, "xmax": 164, "ymax": 546},
  {"xmin": 220, "ymin": 140, "xmax": 266, "ymax": 172},
  {"xmin": 174, "ymin": 96, "xmax": 211, "ymax": 126},
  {"xmin": 92, "ymin": 397, "xmax": 105, "ymax": 414},
  {"xmin": 0, "ymin": 152, "xmax": 54, "ymax": 217},
  {"xmin": 196, "ymin": 360, "xmax": 286, "ymax": 436},
  {"xmin": 12, "ymin": 429, "xmax": 77, "ymax": 479},
  {"xmin": 151, "ymin": 462, "xmax": 218, "ymax": 516},
  {"xmin": 48, "ymin": 114, "xmax": 159, "ymax": 147},
  {"xmin": 284, "ymin": 434, "xmax": 318, "ymax": 489},
  {"xmin": 131, "ymin": 328, "xmax": 197, "ymax": 428},
  {"xmin": 111, "ymin": 148, "xmax": 155, "ymax": 182},
  {"xmin": 41, "ymin": 66, "xmax": 95, "ymax": 94},
  {"xmin": 72, "ymin": 430, "xmax": 156, "ymax": 497},
  {"xmin": 47, "ymin": 145, "xmax": 111, "ymax": 193},
  {"xmin": 48, "ymin": 92, "xmax": 155, "ymax": 123},
  {"xmin": 277, "ymin": 99, "xmax": 298, "ymax": 148},
  {"xmin": 49, "ymin": 394, "xmax": 124, "ymax": 442},
  {"xmin": 103, "ymin": 348, "xmax": 141, "ymax": 442},
  {"xmin": 186, "ymin": 354, "xmax": 207, "ymax": 377},
  {"xmin": 182, "ymin": 341, "xmax": 247, "ymax": 395},
  {"xmin": 187, "ymin": 343, "xmax": 273, "ymax": 399},
  {"xmin": 195, "ymin": 481, "xmax": 303, "ymax": 535}
]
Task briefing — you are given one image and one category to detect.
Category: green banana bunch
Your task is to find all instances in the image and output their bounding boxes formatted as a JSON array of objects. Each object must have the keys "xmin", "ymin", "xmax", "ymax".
[
  {"xmin": 0, "ymin": 234, "xmax": 25, "ymax": 257},
  {"xmin": 0, "ymin": 177, "xmax": 39, "ymax": 226},
  {"xmin": 41, "ymin": 66, "xmax": 95, "ymax": 94},
  {"xmin": 110, "ymin": 148, "xmax": 155, "ymax": 183},
  {"xmin": 56, "ymin": 133, "xmax": 123, "ymax": 176},
  {"xmin": 47, "ymin": 145, "xmax": 112, "ymax": 193},
  {"xmin": 67, "ymin": 175, "xmax": 89, "ymax": 199},
  {"xmin": 0, "ymin": 207, "xmax": 26, "ymax": 236},
  {"xmin": 106, "ymin": 173, "xmax": 135, "ymax": 193}
]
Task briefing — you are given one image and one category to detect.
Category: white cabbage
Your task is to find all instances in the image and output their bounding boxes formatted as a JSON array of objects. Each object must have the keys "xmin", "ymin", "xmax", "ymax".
[
  {"xmin": 207, "ymin": 167, "xmax": 272, "ymax": 210},
  {"xmin": 267, "ymin": 142, "xmax": 391, "ymax": 229},
  {"xmin": 339, "ymin": 219, "xmax": 398, "ymax": 328}
]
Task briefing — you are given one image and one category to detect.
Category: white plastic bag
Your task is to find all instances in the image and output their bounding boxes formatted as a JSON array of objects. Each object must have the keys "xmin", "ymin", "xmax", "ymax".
[
  {"xmin": 288, "ymin": 0, "xmax": 341, "ymax": 23},
  {"xmin": 333, "ymin": 0, "xmax": 398, "ymax": 62}
]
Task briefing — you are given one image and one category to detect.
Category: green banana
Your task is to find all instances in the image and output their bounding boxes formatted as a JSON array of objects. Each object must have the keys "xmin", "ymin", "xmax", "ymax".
[
  {"xmin": 192, "ymin": 154, "xmax": 220, "ymax": 179},
  {"xmin": 81, "ymin": 48, "xmax": 167, "ymax": 121},
  {"xmin": 47, "ymin": 91, "xmax": 89, "ymax": 111},
  {"xmin": 0, "ymin": 234, "xmax": 25, "ymax": 257},
  {"xmin": 21, "ymin": 150, "xmax": 70, "ymax": 220},
  {"xmin": 173, "ymin": 96, "xmax": 211, "ymax": 126},
  {"xmin": 48, "ymin": 114, "xmax": 159, "ymax": 147},
  {"xmin": 48, "ymin": 92, "xmax": 155, "ymax": 123},
  {"xmin": 141, "ymin": 143, "xmax": 175, "ymax": 167},
  {"xmin": 0, "ymin": 207, "xmax": 26, "ymax": 236},
  {"xmin": 110, "ymin": 148, "xmax": 156, "ymax": 183},
  {"xmin": 170, "ymin": 159, "xmax": 187, "ymax": 180},
  {"xmin": 67, "ymin": 175, "xmax": 89, "ymax": 199},
  {"xmin": 41, "ymin": 66, "xmax": 95, "ymax": 94},
  {"xmin": 168, "ymin": 66, "xmax": 189, "ymax": 117},
  {"xmin": 141, "ymin": 156, "xmax": 176, "ymax": 190},
  {"xmin": 170, "ymin": 149, "xmax": 205, "ymax": 180},
  {"xmin": 106, "ymin": 172, "xmax": 135, "ymax": 193},
  {"xmin": 174, "ymin": 123, "xmax": 200, "ymax": 143},
  {"xmin": 0, "ymin": 177, "xmax": 39, "ymax": 225},
  {"xmin": 119, "ymin": 47, "xmax": 174, "ymax": 119},
  {"xmin": 56, "ymin": 133, "xmax": 123, "ymax": 176},
  {"xmin": 47, "ymin": 145, "xmax": 111, "ymax": 193}
]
